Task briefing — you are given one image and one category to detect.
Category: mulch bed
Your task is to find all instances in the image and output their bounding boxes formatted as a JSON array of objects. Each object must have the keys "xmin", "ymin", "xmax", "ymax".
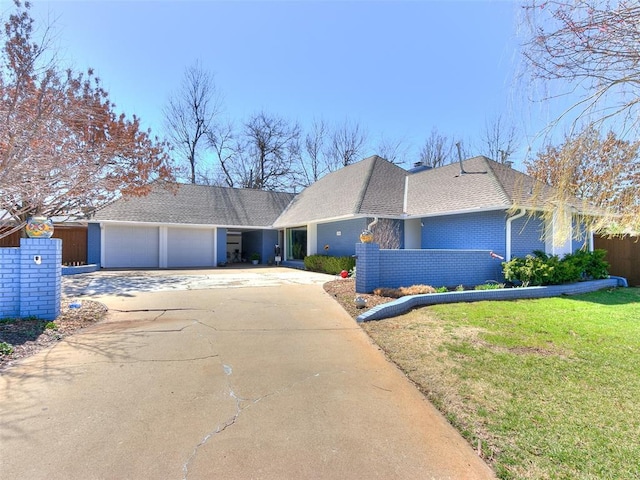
[
  {"xmin": 0, "ymin": 299, "xmax": 108, "ymax": 371},
  {"xmin": 323, "ymin": 278, "xmax": 394, "ymax": 318}
]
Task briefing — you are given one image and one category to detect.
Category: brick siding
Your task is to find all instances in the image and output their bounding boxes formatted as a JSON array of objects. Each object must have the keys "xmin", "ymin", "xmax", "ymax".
[
  {"xmin": 422, "ymin": 211, "xmax": 506, "ymax": 251},
  {"xmin": 0, "ymin": 238, "xmax": 61, "ymax": 320},
  {"xmin": 318, "ymin": 218, "xmax": 368, "ymax": 257},
  {"xmin": 356, "ymin": 243, "xmax": 504, "ymax": 293},
  {"xmin": 510, "ymin": 215, "xmax": 545, "ymax": 258}
]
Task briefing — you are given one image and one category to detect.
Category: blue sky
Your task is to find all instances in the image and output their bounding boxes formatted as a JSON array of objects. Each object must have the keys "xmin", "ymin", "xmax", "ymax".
[{"xmin": 26, "ymin": 0, "xmax": 545, "ymax": 166}]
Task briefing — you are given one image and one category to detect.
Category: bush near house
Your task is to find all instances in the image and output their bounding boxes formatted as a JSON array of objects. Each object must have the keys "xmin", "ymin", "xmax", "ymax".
[
  {"xmin": 304, "ymin": 255, "xmax": 356, "ymax": 275},
  {"xmin": 502, "ymin": 249, "xmax": 609, "ymax": 287}
]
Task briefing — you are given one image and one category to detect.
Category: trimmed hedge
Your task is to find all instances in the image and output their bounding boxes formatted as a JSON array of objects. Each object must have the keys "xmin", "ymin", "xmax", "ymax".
[
  {"xmin": 502, "ymin": 249, "xmax": 609, "ymax": 286},
  {"xmin": 303, "ymin": 254, "xmax": 356, "ymax": 275}
]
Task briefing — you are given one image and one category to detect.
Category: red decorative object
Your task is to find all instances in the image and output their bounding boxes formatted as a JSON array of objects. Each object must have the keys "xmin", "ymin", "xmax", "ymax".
[{"xmin": 340, "ymin": 270, "xmax": 349, "ymax": 278}]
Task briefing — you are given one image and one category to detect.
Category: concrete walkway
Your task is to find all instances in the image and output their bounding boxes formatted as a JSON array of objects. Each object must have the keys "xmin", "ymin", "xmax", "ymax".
[{"xmin": 1, "ymin": 270, "xmax": 495, "ymax": 479}]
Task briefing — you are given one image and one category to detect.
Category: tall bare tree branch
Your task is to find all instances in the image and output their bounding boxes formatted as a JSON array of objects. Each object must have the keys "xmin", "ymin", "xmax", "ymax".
[
  {"xmin": 238, "ymin": 111, "xmax": 300, "ymax": 191},
  {"xmin": 327, "ymin": 119, "xmax": 368, "ymax": 170},
  {"xmin": 522, "ymin": 0, "xmax": 640, "ymax": 134},
  {"xmin": 163, "ymin": 61, "xmax": 221, "ymax": 184},
  {"xmin": 419, "ymin": 128, "xmax": 454, "ymax": 168}
]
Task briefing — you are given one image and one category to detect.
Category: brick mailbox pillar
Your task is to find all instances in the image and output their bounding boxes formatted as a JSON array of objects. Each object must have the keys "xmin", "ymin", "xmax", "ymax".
[
  {"xmin": 355, "ymin": 242, "xmax": 380, "ymax": 294},
  {"xmin": 19, "ymin": 238, "xmax": 62, "ymax": 320}
]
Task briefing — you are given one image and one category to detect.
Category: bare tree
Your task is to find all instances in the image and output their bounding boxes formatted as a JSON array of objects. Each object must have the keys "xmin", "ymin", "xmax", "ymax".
[
  {"xmin": 238, "ymin": 111, "xmax": 301, "ymax": 190},
  {"xmin": 206, "ymin": 120, "xmax": 239, "ymax": 187},
  {"xmin": 419, "ymin": 128, "xmax": 454, "ymax": 168},
  {"xmin": 0, "ymin": 2, "xmax": 173, "ymax": 239},
  {"xmin": 375, "ymin": 135, "xmax": 409, "ymax": 165},
  {"xmin": 480, "ymin": 115, "xmax": 518, "ymax": 163},
  {"xmin": 327, "ymin": 119, "xmax": 368, "ymax": 170},
  {"xmin": 372, "ymin": 219, "xmax": 401, "ymax": 249},
  {"xmin": 163, "ymin": 61, "xmax": 222, "ymax": 184},
  {"xmin": 522, "ymin": 0, "xmax": 640, "ymax": 134},
  {"xmin": 297, "ymin": 118, "xmax": 329, "ymax": 187}
]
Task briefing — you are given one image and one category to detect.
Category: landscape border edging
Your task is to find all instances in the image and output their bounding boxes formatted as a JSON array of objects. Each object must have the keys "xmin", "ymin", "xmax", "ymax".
[
  {"xmin": 62, "ymin": 264, "xmax": 100, "ymax": 275},
  {"xmin": 356, "ymin": 277, "xmax": 627, "ymax": 323}
]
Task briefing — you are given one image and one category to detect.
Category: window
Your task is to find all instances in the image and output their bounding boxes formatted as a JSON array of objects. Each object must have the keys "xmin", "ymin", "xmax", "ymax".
[{"xmin": 287, "ymin": 226, "xmax": 307, "ymax": 260}]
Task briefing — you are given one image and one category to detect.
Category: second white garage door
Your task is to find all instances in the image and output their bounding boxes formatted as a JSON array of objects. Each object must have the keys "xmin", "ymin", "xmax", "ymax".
[{"xmin": 167, "ymin": 227, "xmax": 216, "ymax": 268}]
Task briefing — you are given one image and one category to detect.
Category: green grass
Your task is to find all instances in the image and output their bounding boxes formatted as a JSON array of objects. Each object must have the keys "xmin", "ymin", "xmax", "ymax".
[{"xmin": 364, "ymin": 287, "xmax": 640, "ymax": 480}]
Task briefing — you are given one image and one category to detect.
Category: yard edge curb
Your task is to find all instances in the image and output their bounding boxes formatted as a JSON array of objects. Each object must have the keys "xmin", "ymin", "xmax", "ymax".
[{"xmin": 356, "ymin": 277, "xmax": 628, "ymax": 322}]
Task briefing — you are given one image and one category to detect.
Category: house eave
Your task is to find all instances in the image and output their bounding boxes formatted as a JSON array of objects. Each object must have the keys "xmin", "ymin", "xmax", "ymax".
[
  {"xmin": 92, "ymin": 219, "xmax": 276, "ymax": 230},
  {"xmin": 274, "ymin": 212, "xmax": 407, "ymax": 229},
  {"xmin": 273, "ymin": 214, "xmax": 357, "ymax": 229}
]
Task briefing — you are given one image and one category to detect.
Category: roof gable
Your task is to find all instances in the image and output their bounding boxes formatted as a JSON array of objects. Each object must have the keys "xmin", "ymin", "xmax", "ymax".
[{"xmin": 273, "ymin": 156, "xmax": 407, "ymax": 227}]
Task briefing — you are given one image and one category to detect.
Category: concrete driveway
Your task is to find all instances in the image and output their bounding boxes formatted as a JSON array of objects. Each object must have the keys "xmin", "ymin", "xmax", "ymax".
[
  {"xmin": 1, "ymin": 268, "xmax": 495, "ymax": 479},
  {"xmin": 60, "ymin": 267, "xmax": 335, "ymax": 297}
]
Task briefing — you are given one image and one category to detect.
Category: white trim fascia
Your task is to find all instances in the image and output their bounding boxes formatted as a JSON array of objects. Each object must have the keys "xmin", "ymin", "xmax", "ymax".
[
  {"xmin": 403, "ymin": 176, "xmax": 409, "ymax": 214},
  {"xmin": 95, "ymin": 220, "xmax": 267, "ymax": 230},
  {"xmin": 158, "ymin": 226, "xmax": 168, "ymax": 268},
  {"xmin": 100, "ymin": 223, "xmax": 105, "ymax": 266},
  {"xmin": 280, "ymin": 211, "xmax": 483, "ymax": 229},
  {"xmin": 273, "ymin": 214, "xmax": 356, "ymax": 229},
  {"xmin": 213, "ymin": 226, "xmax": 218, "ymax": 267},
  {"xmin": 213, "ymin": 224, "xmax": 275, "ymax": 230},
  {"xmin": 298, "ymin": 214, "xmax": 409, "ymax": 228},
  {"xmin": 307, "ymin": 223, "xmax": 318, "ymax": 256}
]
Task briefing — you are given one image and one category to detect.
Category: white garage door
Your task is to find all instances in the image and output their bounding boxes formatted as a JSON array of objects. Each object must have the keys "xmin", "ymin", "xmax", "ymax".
[
  {"xmin": 104, "ymin": 225, "xmax": 159, "ymax": 268},
  {"xmin": 167, "ymin": 227, "xmax": 216, "ymax": 268}
]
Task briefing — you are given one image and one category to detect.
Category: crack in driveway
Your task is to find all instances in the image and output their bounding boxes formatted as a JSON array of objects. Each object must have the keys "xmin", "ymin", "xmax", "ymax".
[{"xmin": 181, "ymin": 361, "xmax": 323, "ymax": 479}]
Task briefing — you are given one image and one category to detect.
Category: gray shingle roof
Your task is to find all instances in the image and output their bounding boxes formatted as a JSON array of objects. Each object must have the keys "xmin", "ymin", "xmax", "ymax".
[
  {"xmin": 405, "ymin": 156, "xmax": 588, "ymax": 216},
  {"xmin": 93, "ymin": 183, "xmax": 295, "ymax": 227},
  {"xmin": 92, "ymin": 156, "xmax": 595, "ymax": 229},
  {"xmin": 407, "ymin": 156, "xmax": 510, "ymax": 216},
  {"xmin": 272, "ymin": 156, "xmax": 407, "ymax": 227}
]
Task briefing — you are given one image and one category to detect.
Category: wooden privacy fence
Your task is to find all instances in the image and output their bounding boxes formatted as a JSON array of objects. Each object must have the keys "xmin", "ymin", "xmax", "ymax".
[
  {"xmin": 0, "ymin": 226, "xmax": 87, "ymax": 266},
  {"xmin": 594, "ymin": 235, "xmax": 640, "ymax": 287}
]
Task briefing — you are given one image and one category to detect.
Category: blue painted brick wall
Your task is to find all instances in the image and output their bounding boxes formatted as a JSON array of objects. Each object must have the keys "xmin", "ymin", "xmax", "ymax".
[
  {"xmin": 217, "ymin": 228, "xmax": 227, "ymax": 265},
  {"xmin": 318, "ymin": 219, "xmax": 368, "ymax": 257},
  {"xmin": 378, "ymin": 249, "xmax": 502, "ymax": 289},
  {"xmin": 87, "ymin": 223, "xmax": 101, "ymax": 266},
  {"xmin": 422, "ymin": 211, "xmax": 506, "ymax": 252},
  {"xmin": 260, "ymin": 230, "xmax": 279, "ymax": 264},
  {"xmin": 511, "ymin": 215, "xmax": 545, "ymax": 258},
  {"xmin": 356, "ymin": 243, "xmax": 380, "ymax": 293},
  {"xmin": 19, "ymin": 238, "xmax": 62, "ymax": 320},
  {"xmin": 0, "ymin": 247, "xmax": 21, "ymax": 318},
  {"xmin": 356, "ymin": 244, "xmax": 504, "ymax": 293},
  {"xmin": 0, "ymin": 239, "xmax": 61, "ymax": 320}
]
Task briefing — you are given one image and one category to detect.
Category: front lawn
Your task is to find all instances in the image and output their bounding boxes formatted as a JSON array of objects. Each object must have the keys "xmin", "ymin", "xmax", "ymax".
[{"xmin": 360, "ymin": 287, "xmax": 640, "ymax": 480}]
